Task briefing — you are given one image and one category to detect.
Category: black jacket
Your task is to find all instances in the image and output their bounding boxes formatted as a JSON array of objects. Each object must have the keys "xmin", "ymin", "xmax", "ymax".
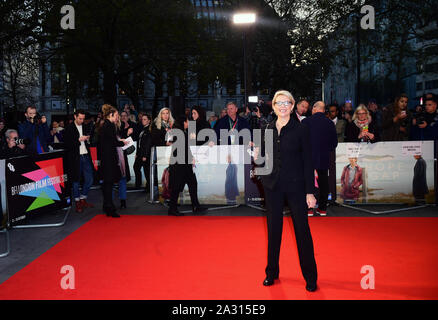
[
  {"xmin": 302, "ymin": 112, "xmax": 338, "ymax": 170},
  {"xmin": 151, "ymin": 123, "xmax": 170, "ymax": 147},
  {"xmin": 345, "ymin": 119, "xmax": 379, "ymax": 143},
  {"xmin": 63, "ymin": 122, "xmax": 92, "ymax": 183},
  {"xmin": 136, "ymin": 125, "xmax": 152, "ymax": 159},
  {"xmin": 260, "ymin": 118, "xmax": 315, "ymax": 194},
  {"xmin": 0, "ymin": 144, "xmax": 27, "ymax": 159},
  {"xmin": 98, "ymin": 120, "xmax": 125, "ymax": 183},
  {"xmin": 193, "ymin": 119, "xmax": 211, "ymax": 145}
]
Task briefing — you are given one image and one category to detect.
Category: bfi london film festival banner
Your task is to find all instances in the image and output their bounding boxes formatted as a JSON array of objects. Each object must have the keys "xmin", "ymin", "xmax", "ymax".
[
  {"xmin": 155, "ymin": 145, "xmax": 246, "ymax": 205},
  {"xmin": 5, "ymin": 151, "xmax": 70, "ymax": 226},
  {"xmin": 336, "ymin": 141, "xmax": 435, "ymax": 204}
]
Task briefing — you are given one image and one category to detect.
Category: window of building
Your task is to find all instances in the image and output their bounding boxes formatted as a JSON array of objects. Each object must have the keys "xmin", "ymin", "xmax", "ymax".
[
  {"xmin": 425, "ymin": 79, "xmax": 438, "ymax": 90},
  {"xmin": 425, "ymin": 63, "xmax": 438, "ymax": 73},
  {"xmin": 50, "ymin": 61, "xmax": 64, "ymax": 96},
  {"xmin": 416, "ymin": 82, "xmax": 423, "ymax": 91}
]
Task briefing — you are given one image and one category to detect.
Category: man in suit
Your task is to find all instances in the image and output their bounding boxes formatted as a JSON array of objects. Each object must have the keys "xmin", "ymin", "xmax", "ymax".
[
  {"xmin": 327, "ymin": 104, "xmax": 346, "ymax": 142},
  {"xmin": 64, "ymin": 109, "xmax": 94, "ymax": 213},
  {"xmin": 292, "ymin": 99, "xmax": 310, "ymax": 123},
  {"xmin": 214, "ymin": 102, "xmax": 251, "ymax": 145},
  {"xmin": 302, "ymin": 101, "xmax": 338, "ymax": 216}
]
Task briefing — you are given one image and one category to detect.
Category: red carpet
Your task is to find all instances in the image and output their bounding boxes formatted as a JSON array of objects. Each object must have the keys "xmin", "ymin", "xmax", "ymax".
[{"xmin": 1, "ymin": 216, "xmax": 438, "ymax": 300}]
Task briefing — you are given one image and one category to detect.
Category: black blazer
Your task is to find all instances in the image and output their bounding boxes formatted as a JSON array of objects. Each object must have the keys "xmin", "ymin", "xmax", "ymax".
[
  {"xmin": 136, "ymin": 125, "xmax": 152, "ymax": 159},
  {"xmin": 302, "ymin": 112, "xmax": 338, "ymax": 170},
  {"xmin": 260, "ymin": 118, "xmax": 315, "ymax": 194},
  {"xmin": 151, "ymin": 123, "xmax": 169, "ymax": 147},
  {"xmin": 193, "ymin": 119, "xmax": 211, "ymax": 145},
  {"xmin": 64, "ymin": 122, "xmax": 92, "ymax": 183},
  {"xmin": 98, "ymin": 119, "xmax": 125, "ymax": 183}
]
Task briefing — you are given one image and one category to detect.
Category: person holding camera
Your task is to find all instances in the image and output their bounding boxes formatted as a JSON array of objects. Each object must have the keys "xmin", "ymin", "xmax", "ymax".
[
  {"xmin": 381, "ymin": 94, "xmax": 412, "ymax": 141},
  {"xmin": 18, "ymin": 106, "xmax": 50, "ymax": 154},
  {"xmin": 0, "ymin": 129, "xmax": 28, "ymax": 159},
  {"xmin": 411, "ymin": 96, "xmax": 438, "ymax": 141}
]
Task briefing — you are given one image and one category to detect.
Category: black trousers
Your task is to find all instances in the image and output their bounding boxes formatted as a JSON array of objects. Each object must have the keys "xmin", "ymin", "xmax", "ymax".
[
  {"xmin": 316, "ymin": 169, "xmax": 329, "ymax": 211},
  {"xmin": 169, "ymin": 165, "xmax": 200, "ymax": 210},
  {"xmin": 264, "ymin": 187, "xmax": 317, "ymax": 285},
  {"xmin": 134, "ymin": 157, "xmax": 150, "ymax": 190},
  {"xmin": 102, "ymin": 181, "xmax": 116, "ymax": 212}
]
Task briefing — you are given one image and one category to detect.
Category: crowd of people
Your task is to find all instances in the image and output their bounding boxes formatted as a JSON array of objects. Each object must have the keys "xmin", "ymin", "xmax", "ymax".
[{"xmin": 0, "ymin": 92, "xmax": 437, "ymax": 217}]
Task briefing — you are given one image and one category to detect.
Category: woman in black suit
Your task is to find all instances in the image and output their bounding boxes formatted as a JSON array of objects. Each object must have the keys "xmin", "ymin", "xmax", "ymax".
[
  {"xmin": 190, "ymin": 105, "xmax": 211, "ymax": 145},
  {"xmin": 257, "ymin": 90, "xmax": 318, "ymax": 292},
  {"xmin": 134, "ymin": 114, "xmax": 152, "ymax": 191},
  {"xmin": 98, "ymin": 104, "xmax": 128, "ymax": 217}
]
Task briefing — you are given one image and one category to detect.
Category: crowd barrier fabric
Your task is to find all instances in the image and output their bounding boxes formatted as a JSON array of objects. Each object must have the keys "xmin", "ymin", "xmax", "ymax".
[
  {"xmin": 154, "ymin": 145, "xmax": 246, "ymax": 205},
  {"xmin": 335, "ymin": 141, "xmax": 435, "ymax": 204}
]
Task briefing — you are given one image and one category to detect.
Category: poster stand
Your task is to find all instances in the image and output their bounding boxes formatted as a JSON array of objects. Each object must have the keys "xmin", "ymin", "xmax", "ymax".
[
  {"xmin": 334, "ymin": 201, "xmax": 433, "ymax": 215},
  {"xmin": 11, "ymin": 206, "xmax": 71, "ymax": 229},
  {"xmin": 333, "ymin": 142, "xmax": 437, "ymax": 215},
  {"xmin": 148, "ymin": 146, "xmax": 253, "ymax": 213},
  {"xmin": 0, "ymin": 228, "xmax": 10, "ymax": 258}
]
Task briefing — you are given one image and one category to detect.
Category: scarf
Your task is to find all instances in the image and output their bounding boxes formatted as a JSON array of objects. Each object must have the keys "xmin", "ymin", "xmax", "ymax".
[{"xmin": 354, "ymin": 117, "xmax": 371, "ymax": 130}]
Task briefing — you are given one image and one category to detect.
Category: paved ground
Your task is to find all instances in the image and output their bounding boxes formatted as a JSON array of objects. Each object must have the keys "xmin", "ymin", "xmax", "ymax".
[{"xmin": 0, "ymin": 188, "xmax": 437, "ymax": 285}]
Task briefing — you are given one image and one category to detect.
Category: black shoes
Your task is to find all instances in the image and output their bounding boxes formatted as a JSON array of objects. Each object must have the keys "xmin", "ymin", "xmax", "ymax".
[
  {"xmin": 120, "ymin": 199, "xmax": 126, "ymax": 209},
  {"xmin": 193, "ymin": 205, "xmax": 208, "ymax": 215},
  {"xmin": 305, "ymin": 283, "xmax": 317, "ymax": 292},
  {"xmin": 104, "ymin": 207, "xmax": 120, "ymax": 218},
  {"xmin": 168, "ymin": 208, "xmax": 183, "ymax": 216},
  {"xmin": 263, "ymin": 275, "xmax": 279, "ymax": 286}
]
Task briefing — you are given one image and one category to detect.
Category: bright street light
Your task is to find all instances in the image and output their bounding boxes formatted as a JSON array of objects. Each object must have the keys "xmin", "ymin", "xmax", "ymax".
[
  {"xmin": 233, "ymin": 12, "xmax": 256, "ymax": 108},
  {"xmin": 233, "ymin": 13, "xmax": 256, "ymax": 25}
]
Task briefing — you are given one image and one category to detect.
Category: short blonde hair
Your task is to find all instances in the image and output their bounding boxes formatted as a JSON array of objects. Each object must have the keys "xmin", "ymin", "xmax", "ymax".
[
  {"xmin": 272, "ymin": 90, "xmax": 295, "ymax": 110},
  {"xmin": 352, "ymin": 104, "xmax": 370, "ymax": 121}
]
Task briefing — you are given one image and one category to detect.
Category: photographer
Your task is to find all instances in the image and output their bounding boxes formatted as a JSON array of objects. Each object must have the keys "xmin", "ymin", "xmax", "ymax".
[
  {"xmin": 18, "ymin": 106, "xmax": 50, "ymax": 154},
  {"xmin": 247, "ymin": 105, "xmax": 268, "ymax": 130},
  {"xmin": 411, "ymin": 97, "xmax": 438, "ymax": 141},
  {"xmin": 0, "ymin": 129, "xmax": 28, "ymax": 159}
]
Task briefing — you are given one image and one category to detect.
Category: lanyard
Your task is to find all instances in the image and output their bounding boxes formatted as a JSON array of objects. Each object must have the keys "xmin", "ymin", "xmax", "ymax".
[{"xmin": 229, "ymin": 118, "xmax": 238, "ymax": 130}]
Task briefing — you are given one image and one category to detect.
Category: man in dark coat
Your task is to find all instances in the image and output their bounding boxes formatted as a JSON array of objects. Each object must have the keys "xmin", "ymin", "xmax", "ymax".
[
  {"xmin": 302, "ymin": 101, "xmax": 338, "ymax": 216},
  {"xmin": 413, "ymin": 154, "xmax": 428, "ymax": 204},
  {"xmin": 214, "ymin": 102, "xmax": 251, "ymax": 145},
  {"xmin": 64, "ymin": 109, "xmax": 94, "ymax": 213},
  {"xmin": 18, "ymin": 106, "xmax": 50, "ymax": 154}
]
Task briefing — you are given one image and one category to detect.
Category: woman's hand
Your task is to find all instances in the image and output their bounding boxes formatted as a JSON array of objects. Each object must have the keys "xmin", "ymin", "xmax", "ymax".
[
  {"xmin": 306, "ymin": 194, "xmax": 316, "ymax": 208},
  {"xmin": 364, "ymin": 131, "xmax": 374, "ymax": 140}
]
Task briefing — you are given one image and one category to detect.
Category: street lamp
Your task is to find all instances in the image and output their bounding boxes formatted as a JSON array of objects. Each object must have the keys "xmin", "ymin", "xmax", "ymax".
[{"xmin": 233, "ymin": 13, "xmax": 256, "ymax": 109}]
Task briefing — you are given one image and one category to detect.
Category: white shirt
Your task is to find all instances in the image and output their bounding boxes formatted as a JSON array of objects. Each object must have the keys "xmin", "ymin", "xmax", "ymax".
[
  {"xmin": 332, "ymin": 117, "xmax": 338, "ymax": 125},
  {"xmin": 296, "ymin": 111, "xmax": 306, "ymax": 122},
  {"xmin": 75, "ymin": 123, "xmax": 88, "ymax": 155}
]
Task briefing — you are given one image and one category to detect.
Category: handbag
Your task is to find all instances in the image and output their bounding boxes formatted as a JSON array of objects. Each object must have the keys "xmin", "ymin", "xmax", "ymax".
[{"xmin": 125, "ymin": 145, "xmax": 135, "ymax": 155}]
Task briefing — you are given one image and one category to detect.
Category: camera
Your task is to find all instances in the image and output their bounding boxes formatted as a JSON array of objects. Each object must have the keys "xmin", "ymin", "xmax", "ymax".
[
  {"xmin": 14, "ymin": 138, "xmax": 30, "ymax": 145},
  {"xmin": 413, "ymin": 108, "xmax": 426, "ymax": 125}
]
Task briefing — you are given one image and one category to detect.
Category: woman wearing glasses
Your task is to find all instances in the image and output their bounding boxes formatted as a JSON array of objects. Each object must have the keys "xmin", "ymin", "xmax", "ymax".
[
  {"xmin": 257, "ymin": 90, "xmax": 318, "ymax": 292},
  {"xmin": 345, "ymin": 105, "xmax": 379, "ymax": 143}
]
